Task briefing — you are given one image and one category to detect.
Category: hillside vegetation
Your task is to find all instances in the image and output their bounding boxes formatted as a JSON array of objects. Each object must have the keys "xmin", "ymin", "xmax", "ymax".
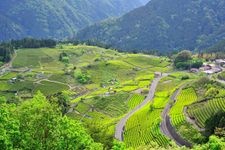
[
  {"xmin": 0, "ymin": 44, "xmax": 172, "ymax": 148},
  {"xmin": 0, "ymin": 92, "xmax": 102, "ymax": 149},
  {"xmin": 77, "ymin": 0, "xmax": 225, "ymax": 52},
  {"xmin": 0, "ymin": 0, "xmax": 148, "ymax": 41},
  {"xmin": 1, "ymin": 44, "xmax": 225, "ymax": 149}
]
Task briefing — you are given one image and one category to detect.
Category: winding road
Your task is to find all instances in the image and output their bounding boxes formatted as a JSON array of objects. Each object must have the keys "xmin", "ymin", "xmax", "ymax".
[
  {"xmin": 115, "ymin": 73, "xmax": 167, "ymax": 141},
  {"xmin": 160, "ymin": 86, "xmax": 192, "ymax": 148}
]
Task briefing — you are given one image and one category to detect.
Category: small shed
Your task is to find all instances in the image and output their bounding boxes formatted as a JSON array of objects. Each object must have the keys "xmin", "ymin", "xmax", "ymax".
[
  {"xmin": 154, "ymin": 72, "xmax": 162, "ymax": 78},
  {"xmin": 9, "ymin": 77, "xmax": 17, "ymax": 83}
]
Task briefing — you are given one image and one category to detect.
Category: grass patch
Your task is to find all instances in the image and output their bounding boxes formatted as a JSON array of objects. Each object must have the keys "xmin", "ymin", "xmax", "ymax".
[{"xmin": 34, "ymin": 81, "xmax": 69, "ymax": 95}]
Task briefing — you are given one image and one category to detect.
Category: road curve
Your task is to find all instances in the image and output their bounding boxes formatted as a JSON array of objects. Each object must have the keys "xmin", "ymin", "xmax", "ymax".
[
  {"xmin": 160, "ymin": 89, "xmax": 180, "ymax": 140},
  {"xmin": 115, "ymin": 73, "xmax": 167, "ymax": 141},
  {"xmin": 160, "ymin": 87, "xmax": 192, "ymax": 148},
  {"xmin": 216, "ymin": 79, "xmax": 225, "ymax": 85}
]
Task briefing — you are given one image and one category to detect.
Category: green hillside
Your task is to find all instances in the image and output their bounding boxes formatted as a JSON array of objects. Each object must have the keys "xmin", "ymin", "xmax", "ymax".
[
  {"xmin": 76, "ymin": 0, "xmax": 225, "ymax": 52},
  {"xmin": 0, "ymin": 44, "xmax": 171, "ymax": 149},
  {"xmin": 3, "ymin": 0, "xmax": 225, "ymax": 149},
  {"xmin": 0, "ymin": 0, "xmax": 147, "ymax": 41},
  {"xmin": 2, "ymin": 44, "xmax": 225, "ymax": 149}
]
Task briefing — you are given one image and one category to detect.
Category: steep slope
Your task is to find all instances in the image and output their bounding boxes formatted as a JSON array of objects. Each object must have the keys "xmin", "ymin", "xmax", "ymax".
[
  {"xmin": 0, "ymin": 0, "xmax": 147, "ymax": 41},
  {"xmin": 76, "ymin": 0, "xmax": 225, "ymax": 52}
]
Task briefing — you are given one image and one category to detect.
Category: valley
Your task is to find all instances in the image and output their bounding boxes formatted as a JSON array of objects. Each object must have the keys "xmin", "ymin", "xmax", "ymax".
[
  {"xmin": 2, "ymin": 43, "xmax": 225, "ymax": 149},
  {"xmin": 2, "ymin": 0, "xmax": 225, "ymax": 149}
]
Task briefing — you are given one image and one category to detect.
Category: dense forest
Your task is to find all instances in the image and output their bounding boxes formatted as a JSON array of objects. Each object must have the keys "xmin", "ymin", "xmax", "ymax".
[
  {"xmin": 206, "ymin": 39, "xmax": 225, "ymax": 53},
  {"xmin": 0, "ymin": 43, "xmax": 14, "ymax": 63},
  {"xmin": 0, "ymin": 0, "xmax": 148, "ymax": 41},
  {"xmin": 76, "ymin": 0, "xmax": 225, "ymax": 52}
]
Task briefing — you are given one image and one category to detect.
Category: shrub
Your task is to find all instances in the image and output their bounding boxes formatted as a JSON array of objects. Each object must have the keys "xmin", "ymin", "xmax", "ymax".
[
  {"xmin": 181, "ymin": 75, "xmax": 190, "ymax": 80},
  {"xmin": 142, "ymin": 88, "xmax": 149, "ymax": 94},
  {"xmin": 59, "ymin": 52, "xmax": 69, "ymax": 63},
  {"xmin": 205, "ymin": 111, "xmax": 225, "ymax": 135},
  {"xmin": 74, "ymin": 69, "xmax": 91, "ymax": 84},
  {"xmin": 77, "ymin": 73, "xmax": 91, "ymax": 84},
  {"xmin": 205, "ymin": 87, "xmax": 219, "ymax": 98}
]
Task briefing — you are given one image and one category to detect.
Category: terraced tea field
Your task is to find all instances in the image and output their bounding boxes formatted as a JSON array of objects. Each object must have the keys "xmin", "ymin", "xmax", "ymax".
[
  {"xmin": 170, "ymin": 88, "xmax": 198, "ymax": 127},
  {"xmin": 2, "ymin": 44, "xmax": 221, "ymax": 149},
  {"xmin": 123, "ymin": 76, "xmax": 186, "ymax": 148},
  {"xmin": 124, "ymin": 105, "xmax": 169, "ymax": 147},
  {"xmin": 2, "ymin": 45, "xmax": 170, "ymax": 101},
  {"xmin": 187, "ymin": 98, "xmax": 225, "ymax": 128},
  {"xmin": 127, "ymin": 94, "xmax": 145, "ymax": 109}
]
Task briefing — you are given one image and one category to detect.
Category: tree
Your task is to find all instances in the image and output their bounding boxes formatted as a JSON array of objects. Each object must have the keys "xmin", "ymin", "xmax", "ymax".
[
  {"xmin": 74, "ymin": 69, "xmax": 91, "ymax": 84},
  {"xmin": 174, "ymin": 50, "xmax": 192, "ymax": 69},
  {"xmin": 0, "ymin": 97, "xmax": 20, "ymax": 150},
  {"xmin": 11, "ymin": 38, "xmax": 56, "ymax": 49},
  {"xmin": 174, "ymin": 50, "xmax": 192, "ymax": 64},
  {"xmin": 0, "ymin": 92, "xmax": 102, "ymax": 150},
  {"xmin": 59, "ymin": 52, "xmax": 69, "ymax": 63},
  {"xmin": 111, "ymin": 140, "xmax": 126, "ymax": 150},
  {"xmin": 205, "ymin": 87, "xmax": 219, "ymax": 98},
  {"xmin": 149, "ymin": 103, "xmax": 155, "ymax": 112},
  {"xmin": 174, "ymin": 50, "xmax": 203, "ymax": 70},
  {"xmin": 0, "ymin": 43, "xmax": 14, "ymax": 62},
  {"xmin": 205, "ymin": 111, "xmax": 225, "ymax": 135},
  {"xmin": 218, "ymin": 117, "xmax": 225, "ymax": 128},
  {"xmin": 86, "ymin": 123, "xmax": 114, "ymax": 149},
  {"xmin": 193, "ymin": 136, "xmax": 225, "ymax": 150},
  {"xmin": 48, "ymin": 91, "xmax": 72, "ymax": 115}
]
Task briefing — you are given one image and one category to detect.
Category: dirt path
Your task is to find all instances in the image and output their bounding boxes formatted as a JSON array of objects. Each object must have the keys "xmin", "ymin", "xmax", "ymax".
[
  {"xmin": 35, "ymin": 79, "xmax": 73, "ymax": 90},
  {"xmin": 160, "ymin": 86, "xmax": 192, "ymax": 148},
  {"xmin": 216, "ymin": 78, "xmax": 225, "ymax": 85},
  {"xmin": 115, "ymin": 73, "xmax": 167, "ymax": 141},
  {"xmin": 0, "ymin": 51, "xmax": 17, "ymax": 76}
]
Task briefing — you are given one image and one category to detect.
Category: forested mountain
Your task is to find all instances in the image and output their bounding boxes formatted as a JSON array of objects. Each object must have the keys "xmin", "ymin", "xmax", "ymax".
[
  {"xmin": 0, "ymin": 0, "xmax": 149, "ymax": 41},
  {"xmin": 76, "ymin": 0, "xmax": 225, "ymax": 52},
  {"xmin": 206, "ymin": 39, "xmax": 225, "ymax": 53}
]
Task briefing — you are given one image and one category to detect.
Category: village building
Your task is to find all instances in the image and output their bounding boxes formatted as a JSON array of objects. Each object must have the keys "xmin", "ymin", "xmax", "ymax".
[
  {"xmin": 190, "ymin": 68, "xmax": 199, "ymax": 73},
  {"xmin": 215, "ymin": 59, "xmax": 225, "ymax": 67},
  {"xmin": 203, "ymin": 67, "xmax": 222, "ymax": 75},
  {"xmin": 198, "ymin": 60, "xmax": 223, "ymax": 75}
]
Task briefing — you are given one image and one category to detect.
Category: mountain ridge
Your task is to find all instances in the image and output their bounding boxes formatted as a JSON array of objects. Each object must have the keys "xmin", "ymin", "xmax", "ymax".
[
  {"xmin": 76, "ymin": 0, "xmax": 225, "ymax": 52},
  {"xmin": 0, "ymin": 0, "xmax": 149, "ymax": 41}
]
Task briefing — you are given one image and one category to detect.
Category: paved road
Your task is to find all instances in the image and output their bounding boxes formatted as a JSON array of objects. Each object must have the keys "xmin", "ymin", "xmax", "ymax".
[
  {"xmin": 115, "ymin": 73, "xmax": 167, "ymax": 141},
  {"xmin": 160, "ymin": 86, "xmax": 192, "ymax": 148},
  {"xmin": 216, "ymin": 78, "xmax": 225, "ymax": 85},
  {"xmin": 160, "ymin": 88, "xmax": 180, "ymax": 140}
]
